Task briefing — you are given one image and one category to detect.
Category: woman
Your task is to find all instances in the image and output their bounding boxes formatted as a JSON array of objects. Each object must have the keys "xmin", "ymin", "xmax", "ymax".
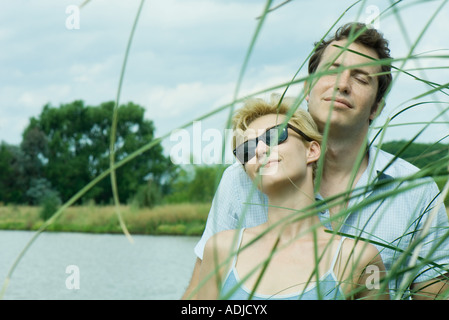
[{"xmin": 197, "ymin": 96, "xmax": 388, "ymax": 300}]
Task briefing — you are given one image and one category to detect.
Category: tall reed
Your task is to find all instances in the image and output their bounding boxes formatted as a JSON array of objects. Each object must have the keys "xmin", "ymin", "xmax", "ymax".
[{"xmin": 1, "ymin": 0, "xmax": 448, "ymax": 300}]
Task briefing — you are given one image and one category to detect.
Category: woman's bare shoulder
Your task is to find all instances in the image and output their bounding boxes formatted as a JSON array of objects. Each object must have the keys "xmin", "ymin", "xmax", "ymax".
[
  {"xmin": 341, "ymin": 237, "xmax": 382, "ymax": 266},
  {"xmin": 204, "ymin": 229, "xmax": 242, "ymax": 258}
]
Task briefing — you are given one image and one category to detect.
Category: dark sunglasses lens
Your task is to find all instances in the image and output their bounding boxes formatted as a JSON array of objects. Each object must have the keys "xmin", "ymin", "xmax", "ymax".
[
  {"xmin": 234, "ymin": 125, "xmax": 289, "ymax": 164},
  {"xmin": 235, "ymin": 139, "xmax": 257, "ymax": 163},
  {"xmin": 266, "ymin": 126, "xmax": 288, "ymax": 146}
]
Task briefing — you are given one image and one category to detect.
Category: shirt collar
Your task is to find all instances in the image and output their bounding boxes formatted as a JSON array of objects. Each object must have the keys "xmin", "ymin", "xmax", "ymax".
[{"xmin": 365, "ymin": 144, "xmax": 394, "ymax": 183}]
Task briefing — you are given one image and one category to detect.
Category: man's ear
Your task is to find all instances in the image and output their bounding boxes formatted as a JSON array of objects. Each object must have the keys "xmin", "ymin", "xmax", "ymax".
[
  {"xmin": 306, "ymin": 141, "xmax": 321, "ymax": 165},
  {"xmin": 304, "ymin": 80, "xmax": 310, "ymax": 103},
  {"xmin": 369, "ymin": 100, "xmax": 384, "ymax": 122}
]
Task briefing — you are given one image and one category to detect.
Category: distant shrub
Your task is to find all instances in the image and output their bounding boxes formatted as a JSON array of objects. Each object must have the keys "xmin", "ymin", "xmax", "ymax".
[
  {"xmin": 39, "ymin": 191, "xmax": 62, "ymax": 221},
  {"xmin": 163, "ymin": 164, "xmax": 227, "ymax": 204},
  {"xmin": 131, "ymin": 180, "xmax": 162, "ymax": 208}
]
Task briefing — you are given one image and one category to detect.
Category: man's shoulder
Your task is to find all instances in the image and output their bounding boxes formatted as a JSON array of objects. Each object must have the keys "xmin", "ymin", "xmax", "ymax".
[
  {"xmin": 223, "ymin": 161, "xmax": 246, "ymax": 175},
  {"xmin": 216, "ymin": 162, "xmax": 246, "ymax": 186},
  {"xmin": 219, "ymin": 162, "xmax": 258, "ymax": 192},
  {"xmin": 372, "ymin": 147, "xmax": 442, "ymax": 202},
  {"xmin": 372, "ymin": 147, "xmax": 420, "ymax": 178}
]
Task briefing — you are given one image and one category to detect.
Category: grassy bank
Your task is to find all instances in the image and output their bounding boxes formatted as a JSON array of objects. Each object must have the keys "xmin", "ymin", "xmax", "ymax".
[
  {"xmin": 1, "ymin": 203, "xmax": 448, "ymax": 236},
  {"xmin": 0, "ymin": 203, "xmax": 210, "ymax": 236}
]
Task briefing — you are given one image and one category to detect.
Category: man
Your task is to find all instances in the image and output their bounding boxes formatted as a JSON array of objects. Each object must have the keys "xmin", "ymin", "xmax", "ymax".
[{"xmin": 183, "ymin": 22, "xmax": 449, "ymax": 300}]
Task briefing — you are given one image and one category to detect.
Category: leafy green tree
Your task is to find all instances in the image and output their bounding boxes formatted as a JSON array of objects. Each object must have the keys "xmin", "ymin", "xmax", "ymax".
[
  {"xmin": 25, "ymin": 178, "xmax": 60, "ymax": 205},
  {"xmin": 0, "ymin": 142, "xmax": 26, "ymax": 203},
  {"xmin": 187, "ymin": 165, "xmax": 224, "ymax": 202},
  {"xmin": 380, "ymin": 140, "xmax": 448, "ymax": 170},
  {"xmin": 22, "ymin": 100, "xmax": 173, "ymax": 204},
  {"xmin": 21, "ymin": 125, "xmax": 48, "ymax": 178},
  {"xmin": 164, "ymin": 164, "xmax": 227, "ymax": 203},
  {"xmin": 131, "ymin": 179, "xmax": 162, "ymax": 208}
]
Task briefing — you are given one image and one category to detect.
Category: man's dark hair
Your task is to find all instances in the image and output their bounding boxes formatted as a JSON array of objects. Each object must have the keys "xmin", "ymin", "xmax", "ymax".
[{"xmin": 308, "ymin": 22, "xmax": 392, "ymax": 109}]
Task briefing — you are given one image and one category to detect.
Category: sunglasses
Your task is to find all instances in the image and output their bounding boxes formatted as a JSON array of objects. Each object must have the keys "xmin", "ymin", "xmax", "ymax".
[{"xmin": 233, "ymin": 123, "xmax": 313, "ymax": 164}]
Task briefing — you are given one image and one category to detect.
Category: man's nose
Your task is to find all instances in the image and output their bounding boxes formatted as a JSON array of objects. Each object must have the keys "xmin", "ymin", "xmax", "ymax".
[{"xmin": 335, "ymin": 69, "xmax": 351, "ymax": 94}]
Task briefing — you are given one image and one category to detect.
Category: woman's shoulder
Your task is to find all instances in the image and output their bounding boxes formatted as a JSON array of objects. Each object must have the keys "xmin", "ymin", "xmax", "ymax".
[
  {"xmin": 204, "ymin": 229, "xmax": 243, "ymax": 258},
  {"xmin": 340, "ymin": 237, "xmax": 382, "ymax": 266}
]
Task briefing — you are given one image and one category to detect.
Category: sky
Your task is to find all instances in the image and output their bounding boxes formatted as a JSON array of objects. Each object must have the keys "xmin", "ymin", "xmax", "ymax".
[{"xmin": 1, "ymin": 0, "xmax": 448, "ymax": 165}]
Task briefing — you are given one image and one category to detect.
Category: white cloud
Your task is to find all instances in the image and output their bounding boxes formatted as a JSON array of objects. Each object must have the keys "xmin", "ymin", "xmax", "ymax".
[
  {"xmin": 145, "ymin": 81, "xmax": 234, "ymax": 119},
  {"xmin": 69, "ymin": 60, "xmax": 116, "ymax": 84},
  {"xmin": 18, "ymin": 92, "xmax": 48, "ymax": 109}
]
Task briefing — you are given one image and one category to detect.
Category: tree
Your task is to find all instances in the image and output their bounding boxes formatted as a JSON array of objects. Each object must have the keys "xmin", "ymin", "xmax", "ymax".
[
  {"xmin": 380, "ymin": 140, "xmax": 449, "ymax": 206},
  {"xmin": 164, "ymin": 164, "xmax": 227, "ymax": 203},
  {"xmin": 22, "ymin": 100, "xmax": 173, "ymax": 204},
  {"xmin": 379, "ymin": 140, "xmax": 448, "ymax": 172},
  {"xmin": 0, "ymin": 142, "xmax": 26, "ymax": 203}
]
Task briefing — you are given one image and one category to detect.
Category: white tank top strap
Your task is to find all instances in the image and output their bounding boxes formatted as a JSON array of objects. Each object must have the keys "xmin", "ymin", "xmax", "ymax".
[
  {"xmin": 230, "ymin": 228, "xmax": 246, "ymax": 267},
  {"xmin": 329, "ymin": 236, "xmax": 346, "ymax": 271}
]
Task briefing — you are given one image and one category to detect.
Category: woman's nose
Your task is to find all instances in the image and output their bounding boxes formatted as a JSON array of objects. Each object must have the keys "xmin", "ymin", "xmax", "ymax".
[{"xmin": 255, "ymin": 140, "xmax": 270, "ymax": 159}]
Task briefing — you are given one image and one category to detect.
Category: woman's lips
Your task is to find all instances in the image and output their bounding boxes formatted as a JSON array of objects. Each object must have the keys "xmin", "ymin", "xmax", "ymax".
[{"xmin": 257, "ymin": 159, "xmax": 280, "ymax": 172}]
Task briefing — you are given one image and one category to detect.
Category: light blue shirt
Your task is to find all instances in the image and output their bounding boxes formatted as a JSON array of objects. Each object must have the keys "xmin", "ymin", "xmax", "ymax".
[{"xmin": 194, "ymin": 146, "xmax": 449, "ymax": 297}]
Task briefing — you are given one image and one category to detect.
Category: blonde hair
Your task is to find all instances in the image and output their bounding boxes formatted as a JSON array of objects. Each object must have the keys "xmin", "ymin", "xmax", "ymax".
[{"xmin": 232, "ymin": 94, "xmax": 322, "ymax": 151}]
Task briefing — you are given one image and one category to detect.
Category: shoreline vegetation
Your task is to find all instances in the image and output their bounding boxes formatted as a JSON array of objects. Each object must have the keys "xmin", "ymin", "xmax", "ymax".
[
  {"xmin": 1, "ymin": 203, "xmax": 448, "ymax": 237},
  {"xmin": 0, "ymin": 203, "xmax": 210, "ymax": 236}
]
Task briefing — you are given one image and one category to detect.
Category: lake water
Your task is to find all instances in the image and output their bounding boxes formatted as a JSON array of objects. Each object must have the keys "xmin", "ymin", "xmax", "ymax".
[{"xmin": 0, "ymin": 230, "xmax": 199, "ymax": 300}]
